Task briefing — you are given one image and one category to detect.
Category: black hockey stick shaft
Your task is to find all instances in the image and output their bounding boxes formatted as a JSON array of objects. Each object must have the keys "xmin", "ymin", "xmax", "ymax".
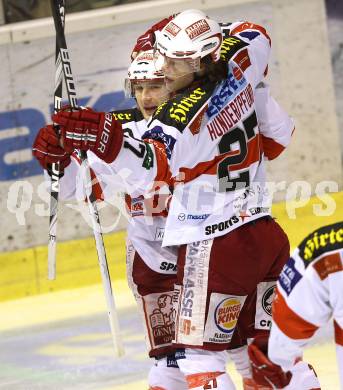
[
  {"xmin": 50, "ymin": 0, "xmax": 124, "ymax": 357},
  {"xmin": 48, "ymin": 0, "xmax": 65, "ymax": 280},
  {"xmin": 50, "ymin": 0, "xmax": 78, "ymax": 110}
]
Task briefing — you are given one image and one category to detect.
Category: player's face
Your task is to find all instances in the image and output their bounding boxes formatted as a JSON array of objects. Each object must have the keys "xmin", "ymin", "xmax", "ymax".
[
  {"xmin": 133, "ymin": 81, "xmax": 170, "ymax": 119},
  {"xmin": 162, "ymin": 57, "xmax": 195, "ymax": 93}
]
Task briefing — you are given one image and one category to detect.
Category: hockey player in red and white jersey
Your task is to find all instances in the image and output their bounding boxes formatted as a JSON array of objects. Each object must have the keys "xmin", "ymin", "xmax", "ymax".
[
  {"xmin": 248, "ymin": 221, "xmax": 343, "ymax": 389},
  {"xmin": 33, "ymin": 10, "xmax": 295, "ymax": 389},
  {"xmin": 33, "ymin": 51, "xmax": 188, "ymax": 390},
  {"xmin": 122, "ymin": 53, "xmax": 188, "ymax": 390}
]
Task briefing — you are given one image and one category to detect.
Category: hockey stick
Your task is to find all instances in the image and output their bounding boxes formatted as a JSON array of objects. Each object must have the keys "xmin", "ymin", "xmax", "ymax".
[
  {"xmin": 48, "ymin": 0, "xmax": 65, "ymax": 280},
  {"xmin": 50, "ymin": 0, "xmax": 125, "ymax": 357}
]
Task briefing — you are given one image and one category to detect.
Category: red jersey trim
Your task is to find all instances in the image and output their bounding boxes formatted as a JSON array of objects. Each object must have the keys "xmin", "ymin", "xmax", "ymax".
[
  {"xmin": 146, "ymin": 139, "xmax": 172, "ymax": 184},
  {"xmin": 272, "ymin": 288, "xmax": 318, "ymax": 340},
  {"xmin": 312, "ymin": 252, "xmax": 343, "ymax": 281},
  {"xmin": 174, "ymin": 135, "xmax": 261, "ymax": 185},
  {"xmin": 186, "ymin": 371, "xmax": 225, "ymax": 389},
  {"xmin": 231, "ymin": 22, "xmax": 272, "ymax": 46},
  {"xmin": 334, "ymin": 320, "xmax": 343, "ymax": 346},
  {"xmin": 261, "ymin": 135, "xmax": 286, "ymax": 160}
]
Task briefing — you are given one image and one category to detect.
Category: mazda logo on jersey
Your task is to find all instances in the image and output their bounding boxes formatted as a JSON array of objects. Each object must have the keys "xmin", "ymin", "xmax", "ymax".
[
  {"xmin": 262, "ymin": 285, "xmax": 275, "ymax": 316},
  {"xmin": 178, "ymin": 213, "xmax": 186, "ymax": 221}
]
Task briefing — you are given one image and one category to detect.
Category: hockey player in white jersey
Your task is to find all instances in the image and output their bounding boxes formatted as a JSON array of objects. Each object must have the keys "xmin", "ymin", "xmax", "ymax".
[
  {"xmin": 123, "ymin": 52, "xmax": 188, "ymax": 390},
  {"xmin": 33, "ymin": 10, "xmax": 295, "ymax": 389},
  {"xmin": 248, "ymin": 221, "xmax": 343, "ymax": 389},
  {"xmin": 33, "ymin": 50, "xmax": 188, "ymax": 390}
]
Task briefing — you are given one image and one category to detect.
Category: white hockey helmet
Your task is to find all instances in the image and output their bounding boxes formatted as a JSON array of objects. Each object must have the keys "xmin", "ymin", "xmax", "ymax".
[
  {"xmin": 155, "ymin": 9, "xmax": 222, "ymax": 70},
  {"xmin": 125, "ymin": 50, "xmax": 164, "ymax": 98}
]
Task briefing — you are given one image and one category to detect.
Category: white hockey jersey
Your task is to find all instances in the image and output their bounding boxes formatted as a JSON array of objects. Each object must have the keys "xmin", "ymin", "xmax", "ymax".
[
  {"xmin": 55, "ymin": 108, "xmax": 178, "ymax": 273},
  {"xmin": 269, "ymin": 222, "xmax": 343, "ymax": 388},
  {"xmin": 110, "ymin": 21, "xmax": 294, "ymax": 246},
  {"xmin": 55, "ymin": 79, "xmax": 292, "ymax": 274}
]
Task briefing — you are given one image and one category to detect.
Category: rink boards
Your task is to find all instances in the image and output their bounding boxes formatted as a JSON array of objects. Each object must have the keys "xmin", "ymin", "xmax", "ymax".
[
  {"xmin": 0, "ymin": 0, "xmax": 341, "ymax": 253},
  {"xmin": 0, "ymin": 192, "xmax": 342, "ymax": 302}
]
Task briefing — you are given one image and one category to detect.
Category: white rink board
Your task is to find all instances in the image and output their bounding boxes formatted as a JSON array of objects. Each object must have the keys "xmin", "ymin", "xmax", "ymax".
[{"xmin": 0, "ymin": 0, "xmax": 341, "ymax": 251}]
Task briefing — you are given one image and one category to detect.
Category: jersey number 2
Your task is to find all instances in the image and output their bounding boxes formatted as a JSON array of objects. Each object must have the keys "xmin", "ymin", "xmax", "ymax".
[{"xmin": 217, "ymin": 111, "xmax": 258, "ymax": 192}]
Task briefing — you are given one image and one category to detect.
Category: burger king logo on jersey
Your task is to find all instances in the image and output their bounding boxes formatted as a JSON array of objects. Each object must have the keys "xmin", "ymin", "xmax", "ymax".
[
  {"xmin": 214, "ymin": 297, "xmax": 242, "ymax": 334},
  {"xmin": 204, "ymin": 293, "xmax": 246, "ymax": 343}
]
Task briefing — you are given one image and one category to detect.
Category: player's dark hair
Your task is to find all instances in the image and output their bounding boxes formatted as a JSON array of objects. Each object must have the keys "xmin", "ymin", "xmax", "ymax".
[{"xmin": 200, "ymin": 55, "xmax": 228, "ymax": 83}]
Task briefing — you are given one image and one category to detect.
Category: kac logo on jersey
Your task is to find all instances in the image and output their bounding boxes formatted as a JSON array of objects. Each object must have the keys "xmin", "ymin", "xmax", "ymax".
[
  {"xmin": 214, "ymin": 298, "xmax": 241, "ymax": 334},
  {"xmin": 142, "ymin": 126, "xmax": 176, "ymax": 159},
  {"xmin": 261, "ymin": 285, "xmax": 275, "ymax": 316}
]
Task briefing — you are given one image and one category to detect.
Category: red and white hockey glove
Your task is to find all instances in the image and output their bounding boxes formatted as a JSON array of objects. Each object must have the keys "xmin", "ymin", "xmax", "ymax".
[
  {"xmin": 52, "ymin": 107, "xmax": 123, "ymax": 164},
  {"xmin": 248, "ymin": 335, "xmax": 292, "ymax": 388},
  {"xmin": 131, "ymin": 15, "xmax": 175, "ymax": 60},
  {"xmin": 32, "ymin": 124, "xmax": 71, "ymax": 171}
]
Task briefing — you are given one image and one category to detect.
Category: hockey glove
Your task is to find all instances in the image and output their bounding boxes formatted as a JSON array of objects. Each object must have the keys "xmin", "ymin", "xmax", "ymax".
[
  {"xmin": 248, "ymin": 334, "xmax": 292, "ymax": 388},
  {"xmin": 52, "ymin": 107, "xmax": 123, "ymax": 164},
  {"xmin": 32, "ymin": 124, "xmax": 71, "ymax": 170},
  {"xmin": 131, "ymin": 15, "xmax": 175, "ymax": 60}
]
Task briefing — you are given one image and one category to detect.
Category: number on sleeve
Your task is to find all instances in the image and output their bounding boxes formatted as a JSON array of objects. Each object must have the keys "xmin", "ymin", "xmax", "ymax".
[{"xmin": 123, "ymin": 128, "xmax": 146, "ymax": 158}]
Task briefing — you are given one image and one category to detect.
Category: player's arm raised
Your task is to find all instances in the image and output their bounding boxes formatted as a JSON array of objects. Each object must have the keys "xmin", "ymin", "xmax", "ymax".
[
  {"xmin": 33, "ymin": 123, "xmax": 79, "ymax": 200},
  {"xmin": 220, "ymin": 23, "xmax": 294, "ymax": 160},
  {"xmin": 47, "ymin": 107, "xmax": 172, "ymax": 197},
  {"xmin": 255, "ymin": 82, "xmax": 295, "ymax": 160},
  {"xmin": 221, "ymin": 21, "xmax": 272, "ymax": 88},
  {"xmin": 130, "ymin": 14, "xmax": 175, "ymax": 60}
]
